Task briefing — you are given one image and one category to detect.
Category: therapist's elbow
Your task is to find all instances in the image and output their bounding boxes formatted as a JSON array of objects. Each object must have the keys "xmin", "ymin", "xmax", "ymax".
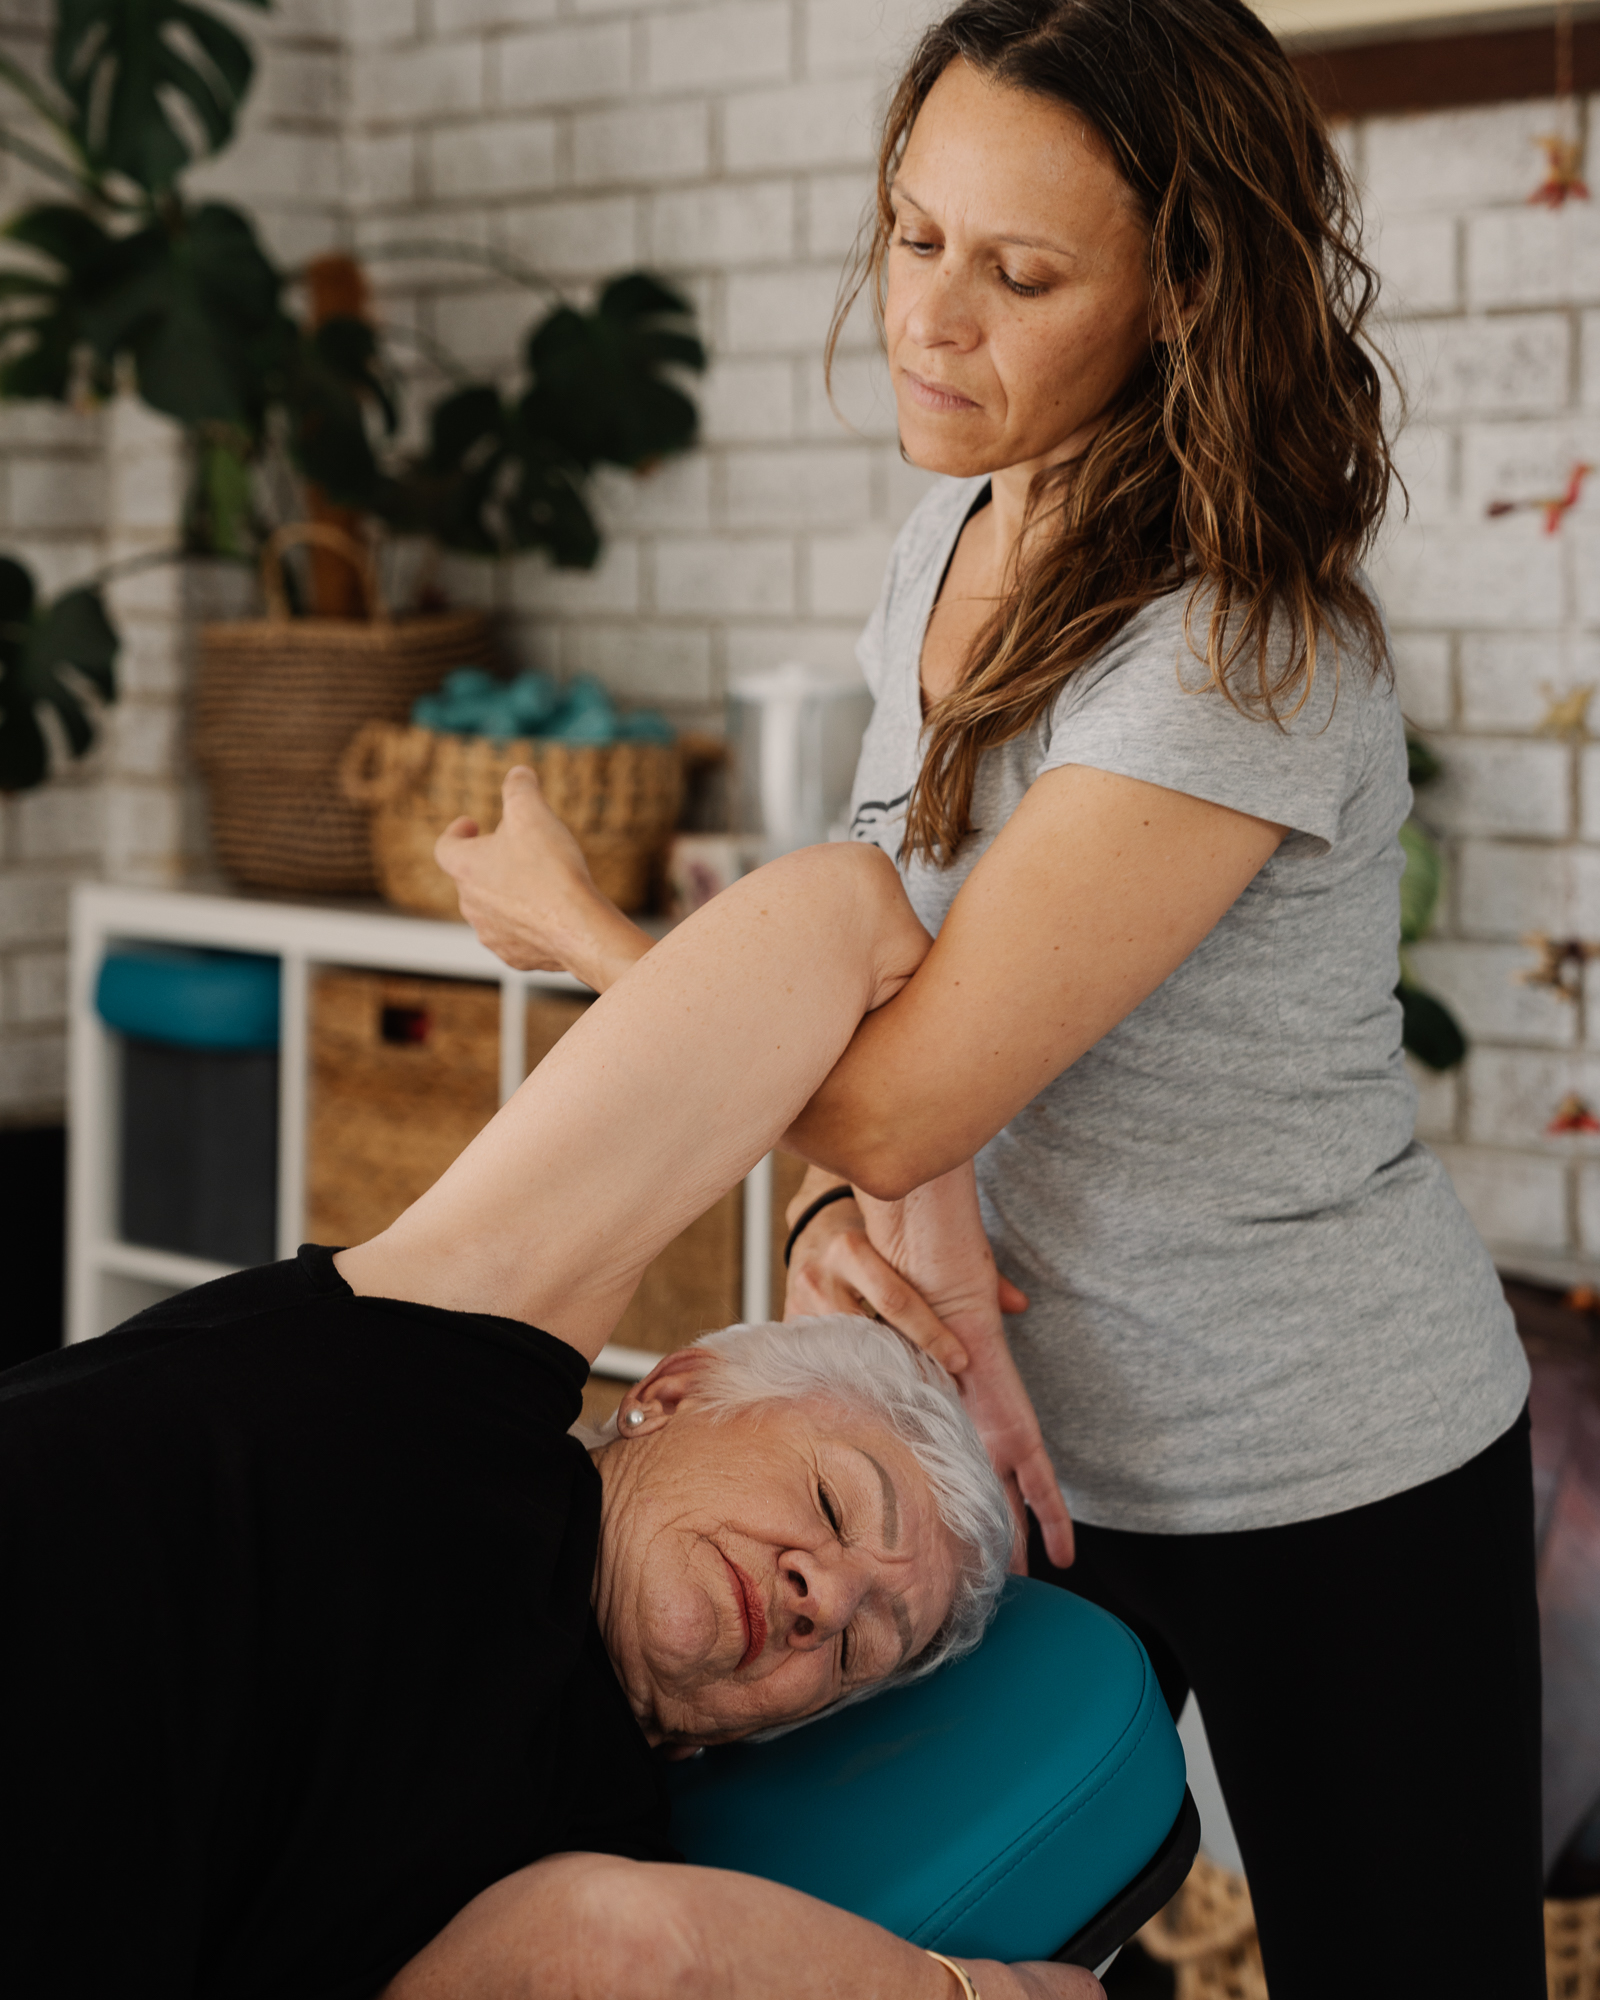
[{"xmin": 835, "ymin": 1135, "xmax": 949, "ymax": 1204}]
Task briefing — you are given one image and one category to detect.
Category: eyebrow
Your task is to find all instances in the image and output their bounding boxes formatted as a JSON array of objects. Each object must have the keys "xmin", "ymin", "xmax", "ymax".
[
  {"xmin": 855, "ymin": 1448, "xmax": 899, "ymax": 1549},
  {"xmin": 890, "ymin": 1595, "xmax": 914, "ymax": 1667},
  {"xmin": 889, "ymin": 182, "xmax": 1075, "ymax": 258}
]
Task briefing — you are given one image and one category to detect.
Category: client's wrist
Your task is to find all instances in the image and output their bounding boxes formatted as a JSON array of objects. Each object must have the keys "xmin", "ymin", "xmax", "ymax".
[
  {"xmin": 926, "ymin": 1951, "xmax": 982, "ymax": 1999},
  {"xmin": 782, "ymin": 1183, "xmax": 858, "ymax": 1268},
  {"xmin": 550, "ymin": 884, "xmax": 653, "ymax": 993}
]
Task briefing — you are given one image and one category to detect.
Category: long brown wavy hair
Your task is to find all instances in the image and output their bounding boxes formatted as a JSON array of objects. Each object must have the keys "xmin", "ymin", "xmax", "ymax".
[{"xmin": 829, "ymin": 0, "xmax": 1394, "ymax": 865}]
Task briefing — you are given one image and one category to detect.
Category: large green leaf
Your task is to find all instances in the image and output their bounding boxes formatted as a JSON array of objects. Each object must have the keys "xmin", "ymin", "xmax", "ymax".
[
  {"xmin": 1397, "ymin": 816, "xmax": 1441, "ymax": 945},
  {"xmin": 1, "ymin": 198, "xmax": 291, "ymax": 425},
  {"xmin": 0, "ymin": 203, "xmax": 117, "ymax": 400},
  {"xmin": 1396, "ymin": 981, "xmax": 1467, "ymax": 1073},
  {"xmin": 1406, "ymin": 730, "xmax": 1440, "ymax": 789},
  {"xmin": 0, "ymin": 556, "xmax": 119, "ymax": 792},
  {"xmin": 285, "ymin": 316, "xmax": 401, "ymax": 511},
  {"xmin": 53, "ymin": 0, "xmax": 270, "ymax": 195},
  {"xmin": 519, "ymin": 271, "xmax": 704, "ymax": 473},
  {"xmin": 381, "ymin": 272, "xmax": 703, "ymax": 562}
]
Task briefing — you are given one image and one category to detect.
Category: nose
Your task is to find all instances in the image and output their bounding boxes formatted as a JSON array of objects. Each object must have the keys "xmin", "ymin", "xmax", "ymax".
[
  {"xmin": 903, "ymin": 255, "xmax": 978, "ymax": 352},
  {"xmin": 778, "ymin": 1544, "xmax": 864, "ymax": 1651}
]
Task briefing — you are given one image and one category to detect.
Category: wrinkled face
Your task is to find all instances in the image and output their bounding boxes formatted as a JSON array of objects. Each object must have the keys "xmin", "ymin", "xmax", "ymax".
[
  {"xmin": 885, "ymin": 59, "xmax": 1154, "ymax": 482},
  {"xmin": 592, "ymin": 1372, "xmax": 961, "ymax": 1745}
]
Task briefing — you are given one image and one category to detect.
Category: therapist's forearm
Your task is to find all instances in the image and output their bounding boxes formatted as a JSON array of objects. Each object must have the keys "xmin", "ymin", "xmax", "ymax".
[{"xmin": 783, "ymin": 1001, "xmax": 969, "ymax": 1199}]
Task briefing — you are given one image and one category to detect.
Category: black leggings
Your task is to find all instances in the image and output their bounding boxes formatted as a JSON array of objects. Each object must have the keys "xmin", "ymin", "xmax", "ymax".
[{"xmin": 1030, "ymin": 1409, "xmax": 1544, "ymax": 1998}]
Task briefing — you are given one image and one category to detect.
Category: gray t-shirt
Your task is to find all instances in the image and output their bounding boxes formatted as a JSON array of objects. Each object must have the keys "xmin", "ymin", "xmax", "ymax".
[{"xmin": 848, "ymin": 474, "xmax": 1527, "ymax": 1533}]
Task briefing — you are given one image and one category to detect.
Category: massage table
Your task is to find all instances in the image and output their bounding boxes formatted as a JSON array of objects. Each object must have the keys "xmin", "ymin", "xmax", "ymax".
[{"xmin": 668, "ymin": 1575, "xmax": 1199, "ymax": 1977}]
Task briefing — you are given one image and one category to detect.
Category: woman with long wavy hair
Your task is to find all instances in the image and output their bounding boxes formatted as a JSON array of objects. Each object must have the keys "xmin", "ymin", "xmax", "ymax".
[{"xmin": 441, "ymin": 1, "xmax": 1543, "ymax": 1990}]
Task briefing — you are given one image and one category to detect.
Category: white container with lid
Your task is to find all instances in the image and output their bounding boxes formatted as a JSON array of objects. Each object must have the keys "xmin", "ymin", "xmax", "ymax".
[{"xmin": 727, "ymin": 662, "xmax": 873, "ymax": 861}]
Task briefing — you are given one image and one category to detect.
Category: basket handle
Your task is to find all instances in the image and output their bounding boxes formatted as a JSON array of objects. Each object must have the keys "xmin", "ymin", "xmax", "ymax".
[
  {"xmin": 339, "ymin": 720, "xmax": 428, "ymax": 806},
  {"xmin": 261, "ymin": 523, "xmax": 389, "ymax": 624}
]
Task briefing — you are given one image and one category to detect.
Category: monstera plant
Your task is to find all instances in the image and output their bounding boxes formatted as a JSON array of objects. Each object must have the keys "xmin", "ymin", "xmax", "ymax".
[
  {"xmin": 0, "ymin": 0, "xmax": 704, "ymax": 782},
  {"xmin": 0, "ymin": 555, "xmax": 118, "ymax": 792},
  {"xmin": 1397, "ymin": 734, "xmax": 1467, "ymax": 1072}
]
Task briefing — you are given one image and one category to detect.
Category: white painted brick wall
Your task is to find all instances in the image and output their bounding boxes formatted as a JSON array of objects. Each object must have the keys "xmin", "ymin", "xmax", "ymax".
[
  {"xmin": 1359, "ymin": 93, "xmax": 1600, "ymax": 1274},
  {"xmin": 1, "ymin": 0, "xmax": 1596, "ymax": 1282}
]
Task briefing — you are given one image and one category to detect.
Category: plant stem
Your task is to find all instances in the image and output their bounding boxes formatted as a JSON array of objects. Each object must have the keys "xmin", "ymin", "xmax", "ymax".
[
  {"xmin": 348, "ymin": 239, "xmax": 567, "ymax": 303},
  {"xmin": 78, "ymin": 545, "xmax": 190, "ymax": 591},
  {"xmin": 375, "ymin": 318, "xmax": 474, "ymax": 385}
]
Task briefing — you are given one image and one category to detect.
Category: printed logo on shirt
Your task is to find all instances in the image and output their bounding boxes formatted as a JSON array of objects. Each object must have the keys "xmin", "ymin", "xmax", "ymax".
[{"xmin": 849, "ymin": 789, "xmax": 910, "ymax": 863}]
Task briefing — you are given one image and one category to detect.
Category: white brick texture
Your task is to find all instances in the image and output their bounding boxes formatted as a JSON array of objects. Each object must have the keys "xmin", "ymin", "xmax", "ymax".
[
  {"xmin": 0, "ymin": 10, "xmax": 1595, "ymax": 1264},
  {"xmin": 645, "ymin": 4, "xmax": 790, "ymax": 92},
  {"xmin": 1435, "ymin": 1146, "xmax": 1569, "ymax": 1253}
]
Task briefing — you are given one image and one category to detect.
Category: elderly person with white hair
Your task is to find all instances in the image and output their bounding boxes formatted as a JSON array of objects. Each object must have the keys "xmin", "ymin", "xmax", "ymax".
[{"xmin": 0, "ymin": 840, "xmax": 1099, "ymax": 2000}]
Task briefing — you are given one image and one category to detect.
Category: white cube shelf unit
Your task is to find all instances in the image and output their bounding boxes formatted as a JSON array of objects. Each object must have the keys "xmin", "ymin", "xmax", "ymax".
[{"xmin": 68, "ymin": 882, "xmax": 775, "ymax": 1369}]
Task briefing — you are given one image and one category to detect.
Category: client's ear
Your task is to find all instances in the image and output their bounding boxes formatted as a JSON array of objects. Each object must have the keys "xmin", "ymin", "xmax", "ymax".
[{"xmin": 615, "ymin": 1347, "xmax": 716, "ymax": 1437}]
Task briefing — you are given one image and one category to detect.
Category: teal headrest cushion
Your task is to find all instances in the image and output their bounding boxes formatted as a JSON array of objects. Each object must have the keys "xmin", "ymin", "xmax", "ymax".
[{"xmin": 667, "ymin": 1576, "xmax": 1186, "ymax": 1961}]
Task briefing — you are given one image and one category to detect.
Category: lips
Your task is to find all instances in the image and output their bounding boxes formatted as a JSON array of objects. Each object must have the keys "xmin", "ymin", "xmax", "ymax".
[
  {"xmin": 901, "ymin": 369, "xmax": 978, "ymax": 412},
  {"xmin": 720, "ymin": 1552, "xmax": 768, "ymax": 1669}
]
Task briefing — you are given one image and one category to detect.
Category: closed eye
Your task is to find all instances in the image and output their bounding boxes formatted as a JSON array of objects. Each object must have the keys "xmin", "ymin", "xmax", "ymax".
[{"xmin": 818, "ymin": 1482, "xmax": 841, "ymax": 1534}]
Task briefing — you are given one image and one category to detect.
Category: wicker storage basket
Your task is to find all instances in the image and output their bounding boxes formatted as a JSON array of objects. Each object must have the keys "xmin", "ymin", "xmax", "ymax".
[
  {"xmin": 1138, "ymin": 1856, "xmax": 1266, "ymax": 2000},
  {"xmin": 307, "ymin": 971, "xmax": 798, "ymax": 1425},
  {"xmin": 193, "ymin": 524, "xmax": 490, "ymax": 896},
  {"xmin": 340, "ymin": 720, "xmax": 683, "ymax": 917},
  {"xmin": 1137, "ymin": 1864, "xmax": 1599, "ymax": 1999},
  {"xmin": 1549, "ymin": 1897, "xmax": 1600, "ymax": 2000}
]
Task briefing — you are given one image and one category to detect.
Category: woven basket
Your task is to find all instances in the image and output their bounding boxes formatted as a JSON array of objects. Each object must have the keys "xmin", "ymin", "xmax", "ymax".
[
  {"xmin": 339, "ymin": 720, "xmax": 683, "ymax": 917},
  {"xmin": 1139, "ymin": 1863, "xmax": 1600, "ymax": 1999},
  {"xmin": 305, "ymin": 971, "xmax": 788, "ymax": 1406},
  {"xmin": 1138, "ymin": 1856, "xmax": 1266, "ymax": 2000},
  {"xmin": 1549, "ymin": 1897, "xmax": 1600, "ymax": 2000},
  {"xmin": 193, "ymin": 524, "xmax": 490, "ymax": 896}
]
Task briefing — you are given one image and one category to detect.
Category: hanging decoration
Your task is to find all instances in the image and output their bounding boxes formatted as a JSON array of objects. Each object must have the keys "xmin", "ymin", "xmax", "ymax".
[
  {"xmin": 1540, "ymin": 682, "xmax": 1597, "ymax": 737},
  {"xmin": 1519, "ymin": 934, "xmax": 1598, "ymax": 1003},
  {"xmin": 1532, "ymin": 134, "xmax": 1590, "ymax": 208},
  {"xmin": 1530, "ymin": 0, "xmax": 1589, "ymax": 205},
  {"xmin": 1485, "ymin": 463, "xmax": 1593, "ymax": 534},
  {"xmin": 1548, "ymin": 1093, "xmax": 1600, "ymax": 1135}
]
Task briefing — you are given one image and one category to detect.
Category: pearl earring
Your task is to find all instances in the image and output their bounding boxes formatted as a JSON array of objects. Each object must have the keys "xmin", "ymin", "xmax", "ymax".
[{"xmin": 624, "ymin": 1408, "xmax": 647, "ymax": 1429}]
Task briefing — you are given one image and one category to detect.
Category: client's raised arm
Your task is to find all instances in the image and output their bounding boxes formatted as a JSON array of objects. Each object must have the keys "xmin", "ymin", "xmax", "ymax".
[{"xmin": 337, "ymin": 837, "xmax": 932, "ymax": 1363}]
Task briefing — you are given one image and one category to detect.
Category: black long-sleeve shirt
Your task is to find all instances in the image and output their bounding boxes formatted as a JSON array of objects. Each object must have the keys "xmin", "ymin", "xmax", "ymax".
[{"xmin": 0, "ymin": 1245, "xmax": 675, "ymax": 1999}]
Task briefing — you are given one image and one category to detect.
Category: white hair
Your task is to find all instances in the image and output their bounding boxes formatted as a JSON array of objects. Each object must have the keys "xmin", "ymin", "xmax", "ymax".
[{"xmin": 591, "ymin": 1314, "xmax": 1016, "ymax": 1729}]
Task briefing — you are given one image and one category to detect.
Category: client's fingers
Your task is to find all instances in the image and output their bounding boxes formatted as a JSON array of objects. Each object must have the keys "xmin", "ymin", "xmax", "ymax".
[
  {"xmin": 434, "ymin": 821, "xmax": 481, "ymax": 880},
  {"xmin": 998, "ymin": 1276, "xmax": 1029, "ymax": 1315},
  {"xmin": 503, "ymin": 762, "xmax": 542, "ymax": 798}
]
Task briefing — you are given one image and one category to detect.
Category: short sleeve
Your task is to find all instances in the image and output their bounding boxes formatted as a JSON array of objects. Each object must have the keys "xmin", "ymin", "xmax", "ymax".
[{"xmin": 1039, "ymin": 589, "xmax": 1382, "ymax": 852}]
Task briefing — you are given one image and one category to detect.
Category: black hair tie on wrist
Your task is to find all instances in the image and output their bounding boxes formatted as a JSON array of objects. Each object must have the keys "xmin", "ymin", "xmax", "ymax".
[{"xmin": 782, "ymin": 1184, "xmax": 858, "ymax": 1269}]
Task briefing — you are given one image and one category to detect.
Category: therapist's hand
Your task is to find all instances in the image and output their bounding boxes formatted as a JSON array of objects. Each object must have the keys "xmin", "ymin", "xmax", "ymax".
[
  {"xmin": 785, "ymin": 1162, "xmax": 1075, "ymax": 1571},
  {"xmin": 436, "ymin": 765, "xmax": 652, "ymax": 992},
  {"xmin": 783, "ymin": 1173, "xmax": 986, "ymax": 1378}
]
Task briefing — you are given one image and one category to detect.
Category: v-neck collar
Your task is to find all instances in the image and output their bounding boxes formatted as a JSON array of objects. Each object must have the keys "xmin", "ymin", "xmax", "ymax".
[{"xmin": 912, "ymin": 477, "xmax": 992, "ymax": 723}]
